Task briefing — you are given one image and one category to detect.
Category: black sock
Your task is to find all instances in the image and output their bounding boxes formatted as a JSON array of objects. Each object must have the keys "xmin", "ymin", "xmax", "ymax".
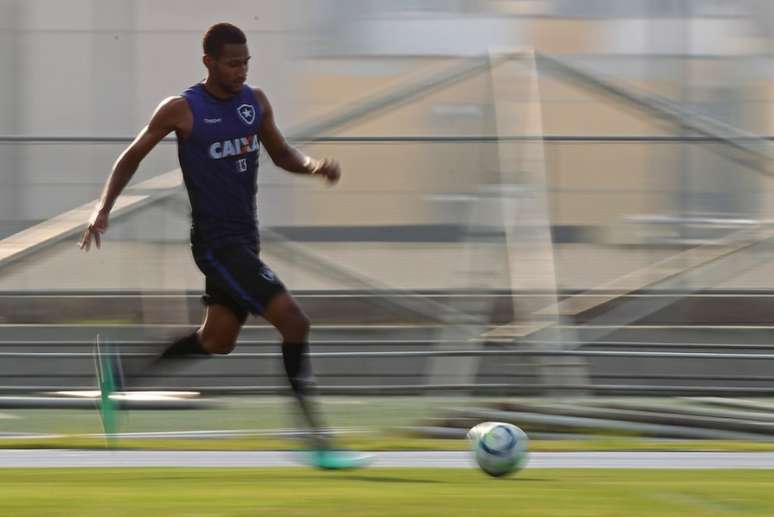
[
  {"xmin": 161, "ymin": 332, "xmax": 208, "ymax": 358},
  {"xmin": 282, "ymin": 341, "xmax": 307, "ymax": 385},
  {"xmin": 282, "ymin": 341, "xmax": 326, "ymax": 442}
]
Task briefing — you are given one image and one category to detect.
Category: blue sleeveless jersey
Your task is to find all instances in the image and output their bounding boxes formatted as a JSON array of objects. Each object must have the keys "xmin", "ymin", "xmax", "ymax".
[{"xmin": 178, "ymin": 83, "xmax": 262, "ymax": 249}]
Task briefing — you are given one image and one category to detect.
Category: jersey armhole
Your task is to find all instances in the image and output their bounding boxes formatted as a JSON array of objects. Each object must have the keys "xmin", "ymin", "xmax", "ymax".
[{"xmin": 177, "ymin": 93, "xmax": 197, "ymax": 144}]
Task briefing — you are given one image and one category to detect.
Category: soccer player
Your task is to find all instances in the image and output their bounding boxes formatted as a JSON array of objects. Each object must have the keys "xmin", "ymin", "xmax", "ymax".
[{"xmin": 80, "ymin": 22, "xmax": 368, "ymax": 469}]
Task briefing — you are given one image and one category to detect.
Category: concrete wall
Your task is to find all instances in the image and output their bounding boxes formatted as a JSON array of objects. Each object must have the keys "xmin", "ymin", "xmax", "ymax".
[{"xmin": 0, "ymin": 0, "xmax": 310, "ymax": 228}]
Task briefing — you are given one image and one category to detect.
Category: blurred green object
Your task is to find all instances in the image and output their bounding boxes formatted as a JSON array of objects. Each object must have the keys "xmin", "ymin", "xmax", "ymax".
[{"xmin": 94, "ymin": 336, "xmax": 119, "ymax": 447}]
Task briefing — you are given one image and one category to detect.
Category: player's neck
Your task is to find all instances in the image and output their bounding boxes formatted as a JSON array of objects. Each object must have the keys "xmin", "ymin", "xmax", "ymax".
[{"xmin": 202, "ymin": 78, "xmax": 236, "ymax": 101}]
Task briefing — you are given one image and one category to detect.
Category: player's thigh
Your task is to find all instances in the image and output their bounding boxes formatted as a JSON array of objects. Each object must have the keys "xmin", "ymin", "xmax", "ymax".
[{"xmin": 200, "ymin": 303, "xmax": 243, "ymax": 353}]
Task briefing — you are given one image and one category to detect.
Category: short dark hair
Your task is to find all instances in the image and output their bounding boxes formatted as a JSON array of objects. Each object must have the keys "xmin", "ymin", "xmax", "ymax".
[{"xmin": 203, "ymin": 23, "xmax": 246, "ymax": 57}]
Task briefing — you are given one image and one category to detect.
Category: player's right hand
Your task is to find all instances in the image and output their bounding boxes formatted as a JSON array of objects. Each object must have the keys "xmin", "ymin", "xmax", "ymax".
[
  {"xmin": 315, "ymin": 158, "xmax": 341, "ymax": 185},
  {"xmin": 79, "ymin": 208, "xmax": 109, "ymax": 251}
]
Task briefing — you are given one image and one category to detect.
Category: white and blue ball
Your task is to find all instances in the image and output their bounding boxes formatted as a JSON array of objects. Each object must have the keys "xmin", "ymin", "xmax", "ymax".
[{"xmin": 467, "ymin": 422, "xmax": 528, "ymax": 477}]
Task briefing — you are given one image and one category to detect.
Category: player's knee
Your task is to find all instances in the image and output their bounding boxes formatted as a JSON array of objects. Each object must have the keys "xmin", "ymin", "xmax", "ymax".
[
  {"xmin": 201, "ymin": 335, "xmax": 237, "ymax": 355},
  {"xmin": 214, "ymin": 340, "xmax": 237, "ymax": 355}
]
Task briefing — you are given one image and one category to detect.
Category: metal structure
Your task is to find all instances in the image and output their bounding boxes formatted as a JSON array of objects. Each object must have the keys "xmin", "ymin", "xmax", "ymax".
[{"xmin": 2, "ymin": 48, "xmax": 774, "ymax": 399}]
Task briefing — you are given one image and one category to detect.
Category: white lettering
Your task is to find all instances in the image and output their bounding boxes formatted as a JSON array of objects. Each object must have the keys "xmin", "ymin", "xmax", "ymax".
[
  {"xmin": 222, "ymin": 140, "xmax": 236, "ymax": 158},
  {"xmin": 208, "ymin": 134, "xmax": 260, "ymax": 160},
  {"xmin": 209, "ymin": 142, "xmax": 222, "ymax": 159}
]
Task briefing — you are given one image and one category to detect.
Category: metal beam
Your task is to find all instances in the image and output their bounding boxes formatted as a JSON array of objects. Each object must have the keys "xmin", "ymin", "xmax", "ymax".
[{"xmin": 536, "ymin": 52, "xmax": 774, "ymax": 176}]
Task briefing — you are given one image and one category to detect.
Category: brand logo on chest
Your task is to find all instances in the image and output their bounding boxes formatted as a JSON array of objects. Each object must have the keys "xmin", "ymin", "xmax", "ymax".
[{"xmin": 209, "ymin": 134, "xmax": 259, "ymax": 159}]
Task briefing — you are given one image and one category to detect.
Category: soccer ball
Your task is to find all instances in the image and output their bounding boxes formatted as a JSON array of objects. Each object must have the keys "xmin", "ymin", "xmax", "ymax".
[{"xmin": 467, "ymin": 422, "xmax": 528, "ymax": 477}]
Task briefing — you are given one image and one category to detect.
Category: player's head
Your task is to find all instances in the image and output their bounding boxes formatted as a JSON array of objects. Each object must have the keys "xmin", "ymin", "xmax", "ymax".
[{"xmin": 203, "ymin": 23, "xmax": 249, "ymax": 94}]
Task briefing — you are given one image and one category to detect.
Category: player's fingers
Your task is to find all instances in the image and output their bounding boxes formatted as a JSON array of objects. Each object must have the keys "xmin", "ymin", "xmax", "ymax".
[
  {"xmin": 80, "ymin": 230, "xmax": 91, "ymax": 251},
  {"xmin": 94, "ymin": 230, "xmax": 101, "ymax": 249},
  {"xmin": 327, "ymin": 162, "xmax": 341, "ymax": 184}
]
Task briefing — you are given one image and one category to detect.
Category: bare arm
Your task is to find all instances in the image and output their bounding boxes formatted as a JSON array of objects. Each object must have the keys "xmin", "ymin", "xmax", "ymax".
[
  {"xmin": 80, "ymin": 97, "xmax": 189, "ymax": 250},
  {"xmin": 254, "ymin": 88, "xmax": 340, "ymax": 183}
]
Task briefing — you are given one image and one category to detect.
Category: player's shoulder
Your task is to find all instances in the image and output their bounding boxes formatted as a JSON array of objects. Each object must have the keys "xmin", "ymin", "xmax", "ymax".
[
  {"xmin": 152, "ymin": 96, "xmax": 190, "ymax": 120},
  {"xmin": 250, "ymin": 87, "xmax": 272, "ymax": 112},
  {"xmin": 250, "ymin": 87, "xmax": 268, "ymax": 101},
  {"xmin": 147, "ymin": 95, "xmax": 191, "ymax": 132},
  {"xmin": 158, "ymin": 95, "xmax": 189, "ymax": 112}
]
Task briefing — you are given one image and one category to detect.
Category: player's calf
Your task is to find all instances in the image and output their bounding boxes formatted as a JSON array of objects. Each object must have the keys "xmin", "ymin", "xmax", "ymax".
[{"xmin": 160, "ymin": 331, "xmax": 210, "ymax": 358}]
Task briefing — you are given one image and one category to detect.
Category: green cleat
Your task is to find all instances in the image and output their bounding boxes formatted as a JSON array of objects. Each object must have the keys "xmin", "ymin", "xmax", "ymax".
[
  {"xmin": 300, "ymin": 449, "xmax": 373, "ymax": 470},
  {"xmin": 94, "ymin": 335, "xmax": 122, "ymax": 446}
]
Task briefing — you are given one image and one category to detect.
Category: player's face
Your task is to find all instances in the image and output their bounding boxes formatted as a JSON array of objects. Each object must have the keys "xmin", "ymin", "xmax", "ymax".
[{"xmin": 211, "ymin": 44, "xmax": 250, "ymax": 94}]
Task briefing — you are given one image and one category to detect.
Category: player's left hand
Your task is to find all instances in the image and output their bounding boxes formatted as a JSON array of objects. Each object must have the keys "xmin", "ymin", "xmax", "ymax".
[
  {"xmin": 79, "ymin": 207, "xmax": 109, "ymax": 251},
  {"xmin": 315, "ymin": 158, "xmax": 341, "ymax": 185}
]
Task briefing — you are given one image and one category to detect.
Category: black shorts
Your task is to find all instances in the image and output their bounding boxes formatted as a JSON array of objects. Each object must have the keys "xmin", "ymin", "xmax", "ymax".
[{"xmin": 192, "ymin": 243, "xmax": 287, "ymax": 324}]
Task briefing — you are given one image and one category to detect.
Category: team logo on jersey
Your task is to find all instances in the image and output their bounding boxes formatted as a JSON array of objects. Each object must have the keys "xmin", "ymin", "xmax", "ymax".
[
  {"xmin": 237, "ymin": 104, "xmax": 256, "ymax": 126},
  {"xmin": 260, "ymin": 266, "xmax": 278, "ymax": 283}
]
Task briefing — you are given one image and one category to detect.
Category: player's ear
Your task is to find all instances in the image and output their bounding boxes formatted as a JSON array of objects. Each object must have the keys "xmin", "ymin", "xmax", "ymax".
[{"xmin": 203, "ymin": 54, "xmax": 214, "ymax": 71}]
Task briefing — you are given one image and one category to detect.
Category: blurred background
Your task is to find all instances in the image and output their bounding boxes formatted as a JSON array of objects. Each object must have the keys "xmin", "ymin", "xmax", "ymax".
[{"xmin": 3, "ymin": 0, "xmax": 774, "ymax": 443}]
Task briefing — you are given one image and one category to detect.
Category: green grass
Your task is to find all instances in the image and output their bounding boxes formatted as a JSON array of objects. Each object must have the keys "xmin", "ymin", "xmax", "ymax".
[
  {"xmin": 5, "ymin": 435, "xmax": 774, "ymax": 453},
  {"xmin": 0, "ymin": 468, "xmax": 772, "ymax": 516}
]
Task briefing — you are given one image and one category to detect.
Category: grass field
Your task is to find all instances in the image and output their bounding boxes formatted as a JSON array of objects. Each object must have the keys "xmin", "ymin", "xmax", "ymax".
[
  {"xmin": 0, "ymin": 468, "xmax": 772, "ymax": 516},
  {"xmin": 6, "ymin": 435, "xmax": 774, "ymax": 453}
]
